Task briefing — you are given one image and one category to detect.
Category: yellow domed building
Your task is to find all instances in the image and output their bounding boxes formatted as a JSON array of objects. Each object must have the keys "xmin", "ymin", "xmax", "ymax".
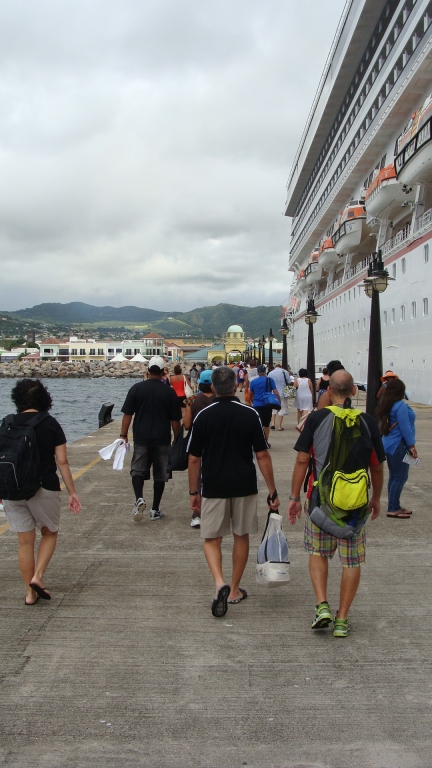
[{"xmin": 224, "ymin": 325, "xmax": 246, "ymax": 358}]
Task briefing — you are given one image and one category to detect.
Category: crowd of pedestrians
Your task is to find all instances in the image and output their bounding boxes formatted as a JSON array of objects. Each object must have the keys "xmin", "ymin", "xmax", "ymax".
[{"xmin": 0, "ymin": 351, "xmax": 420, "ymax": 636}]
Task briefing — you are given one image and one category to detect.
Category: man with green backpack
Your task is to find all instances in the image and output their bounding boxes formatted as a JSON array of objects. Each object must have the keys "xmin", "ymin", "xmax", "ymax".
[{"xmin": 287, "ymin": 370, "xmax": 385, "ymax": 637}]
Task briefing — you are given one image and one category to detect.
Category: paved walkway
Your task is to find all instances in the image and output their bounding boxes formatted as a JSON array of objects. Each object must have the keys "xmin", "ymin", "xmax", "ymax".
[{"xmin": 1, "ymin": 396, "xmax": 432, "ymax": 768}]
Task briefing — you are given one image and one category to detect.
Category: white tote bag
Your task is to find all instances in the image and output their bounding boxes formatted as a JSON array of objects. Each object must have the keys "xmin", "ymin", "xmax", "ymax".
[{"xmin": 183, "ymin": 376, "xmax": 193, "ymax": 398}]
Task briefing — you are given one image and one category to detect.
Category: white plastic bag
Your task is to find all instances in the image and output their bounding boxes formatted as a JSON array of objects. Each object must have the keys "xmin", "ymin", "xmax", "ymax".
[{"xmin": 256, "ymin": 511, "xmax": 290, "ymax": 587}]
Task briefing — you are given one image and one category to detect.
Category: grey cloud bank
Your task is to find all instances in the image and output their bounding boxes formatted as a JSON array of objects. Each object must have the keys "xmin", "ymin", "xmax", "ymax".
[{"xmin": 0, "ymin": 0, "xmax": 346, "ymax": 312}]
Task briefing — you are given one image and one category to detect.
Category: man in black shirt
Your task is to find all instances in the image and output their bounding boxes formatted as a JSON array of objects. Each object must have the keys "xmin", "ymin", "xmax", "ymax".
[
  {"xmin": 188, "ymin": 366, "xmax": 280, "ymax": 618},
  {"xmin": 287, "ymin": 370, "xmax": 385, "ymax": 637},
  {"xmin": 120, "ymin": 356, "xmax": 181, "ymax": 522}
]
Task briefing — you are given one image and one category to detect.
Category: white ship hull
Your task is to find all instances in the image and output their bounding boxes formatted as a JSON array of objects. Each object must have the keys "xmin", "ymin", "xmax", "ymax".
[{"xmin": 287, "ymin": 232, "xmax": 432, "ymax": 404}]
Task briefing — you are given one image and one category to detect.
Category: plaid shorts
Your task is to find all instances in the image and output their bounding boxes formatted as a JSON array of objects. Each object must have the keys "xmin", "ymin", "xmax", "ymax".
[{"xmin": 304, "ymin": 500, "xmax": 366, "ymax": 568}]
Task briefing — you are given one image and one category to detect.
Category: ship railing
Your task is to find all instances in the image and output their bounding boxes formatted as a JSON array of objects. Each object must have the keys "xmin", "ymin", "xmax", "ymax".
[{"xmin": 301, "ymin": 208, "xmax": 432, "ymax": 306}]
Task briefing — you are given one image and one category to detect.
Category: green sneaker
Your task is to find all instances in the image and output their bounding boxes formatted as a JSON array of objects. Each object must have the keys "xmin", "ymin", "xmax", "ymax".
[
  {"xmin": 311, "ymin": 601, "xmax": 332, "ymax": 629},
  {"xmin": 333, "ymin": 616, "xmax": 350, "ymax": 637}
]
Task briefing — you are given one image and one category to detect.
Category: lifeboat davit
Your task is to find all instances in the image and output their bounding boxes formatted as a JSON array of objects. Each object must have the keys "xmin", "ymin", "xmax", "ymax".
[
  {"xmin": 365, "ymin": 164, "xmax": 409, "ymax": 219},
  {"xmin": 294, "ymin": 269, "xmax": 307, "ymax": 295},
  {"xmin": 305, "ymin": 250, "xmax": 322, "ymax": 286},
  {"xmin": 395, "ymin": 93, "xmax": 432, "ymax": 185},
  {"xmin": 332, "ymin": 200, "xmax": 366, "ymax": 255},
  {"xmin": 318, "ymin": 236, "xmax": 339, "ymax": 269}
]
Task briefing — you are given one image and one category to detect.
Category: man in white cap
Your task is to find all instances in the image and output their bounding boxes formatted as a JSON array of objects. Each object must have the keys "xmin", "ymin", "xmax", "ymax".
[{"xmin": 120, "ymin": 356, "xmax": 182, "ymax": 522}]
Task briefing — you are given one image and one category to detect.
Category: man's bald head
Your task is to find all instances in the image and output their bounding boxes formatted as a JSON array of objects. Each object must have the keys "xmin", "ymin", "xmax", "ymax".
[{"xmin": 328, "ymin": 370, "xmax": 355, "ymax": 400}]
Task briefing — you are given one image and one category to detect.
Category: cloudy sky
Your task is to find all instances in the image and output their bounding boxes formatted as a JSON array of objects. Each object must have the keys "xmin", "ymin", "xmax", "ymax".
[{"xmin": 0, "ymin": 0, "xmax": 346, "ymax": 312}]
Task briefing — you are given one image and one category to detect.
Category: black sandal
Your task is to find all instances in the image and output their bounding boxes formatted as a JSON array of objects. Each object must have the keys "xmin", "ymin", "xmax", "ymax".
[{"xmin": 211, "ymin": 585, "xmax": 230, "ymax": 618}]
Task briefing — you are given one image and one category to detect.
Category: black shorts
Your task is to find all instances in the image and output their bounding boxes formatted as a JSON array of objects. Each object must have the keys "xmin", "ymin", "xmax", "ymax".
[
  {"xmin": 130, "ymin": 443, "xmax": 172, "ymax": 482},
  {"xmin": 177, "ymin": 395, "xmax": 186, "ymax": 409},
  {"xmin": 254, "ymin": 405, "xmax": 273, "ymax": 428}
]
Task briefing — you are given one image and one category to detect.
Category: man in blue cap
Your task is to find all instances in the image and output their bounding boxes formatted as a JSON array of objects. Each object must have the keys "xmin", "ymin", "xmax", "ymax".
[{"xmin": 183, "ymin": 369, "xmax": 216, "ymax": 528}]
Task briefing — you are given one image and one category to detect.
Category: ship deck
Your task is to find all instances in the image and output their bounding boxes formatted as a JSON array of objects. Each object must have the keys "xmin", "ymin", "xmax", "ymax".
[{"xmin": 1, "ymin": 400, "xmax": 432, "ymax": 767}]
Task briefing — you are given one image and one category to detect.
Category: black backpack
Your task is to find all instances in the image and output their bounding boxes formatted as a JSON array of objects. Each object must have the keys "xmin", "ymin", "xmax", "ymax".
[{"xmin": 0, "ymin": 413, "xmax": 49, "ymax": 500}]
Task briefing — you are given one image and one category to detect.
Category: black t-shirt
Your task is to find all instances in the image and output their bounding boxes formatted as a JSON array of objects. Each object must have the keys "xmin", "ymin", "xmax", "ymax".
[
  {"xmin": 122, "ymin": 379, "xmax": 182, "ymax": 446},
  {"xmin": 13, "ymin": 412, "xmax": 66, "ymax": 492},
  {"xmin": 294, "ymin": 407, "xmax": 386, "ymax": 476},
  {"xmin": 187, "ymin": 396, "xmax": 268, "ymax": 498}
]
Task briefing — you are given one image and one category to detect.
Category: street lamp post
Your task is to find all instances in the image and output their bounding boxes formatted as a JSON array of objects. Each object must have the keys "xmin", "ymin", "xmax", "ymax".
[
  {"xmin": 281, "ymin": 317, "xmax": 289, "ymax": 370},
  {"xmin": 261, "ymin": 334, "xmax": 266, "ymax": 366},
  {"xmin": 304, "ymin": 298, "xmax": 319, "ymax": 407},
  {"xmin": 258, "ymin": 339, "xmax": 262, "ymax": 365},
  {"xmin": 362, "ymin": 250, "xmax": 394, "ymax": 415},
  {"xmin": 268, "ymin": 328, "xmax": 274, "ymax": 369}
]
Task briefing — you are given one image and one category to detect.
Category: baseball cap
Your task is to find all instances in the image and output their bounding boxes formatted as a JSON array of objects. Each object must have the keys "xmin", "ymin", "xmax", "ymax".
[
  {"xmin": 148, "ymin": 355, "xmax": 165, "ymax": 373},
  {"xmin": 198, "ymin": 370, "xmax": 213, "ymax": 384},
  {"xmin": 257, "ymin": 364, "xmax": 266, "ymax": 373}
]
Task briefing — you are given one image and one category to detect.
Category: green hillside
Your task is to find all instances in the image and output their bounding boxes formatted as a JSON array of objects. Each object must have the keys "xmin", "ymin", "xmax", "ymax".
[{"xmin": 8, "ymin": 302, "xmax": 283, "ymax": 339}]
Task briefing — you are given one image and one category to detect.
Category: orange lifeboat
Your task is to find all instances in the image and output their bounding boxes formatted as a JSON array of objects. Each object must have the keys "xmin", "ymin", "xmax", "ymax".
[
  {"xmin": 305, "ymin": 249, "xmax": 322, "ymax": 286},
  {"xmin": 365, "ymin": 164, "xmax": 409, "ymax": 218},
  {"xmin": 318, "ymin": 236, "xmax": 338, "ymax": 269},
  {"xmin": 332, "ymin": 200, "xmax": 366, "ymax": 255},
  {"xmin": 295, "ymin": 268, "xmax": 307, "ymax": 294}
]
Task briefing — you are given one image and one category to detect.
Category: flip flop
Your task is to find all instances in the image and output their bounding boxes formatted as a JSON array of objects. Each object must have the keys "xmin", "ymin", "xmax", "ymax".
[
  {"xmin": 29, "ymin": 582, "xmax": 51, "ymax": 600},
  {"xmin": 24, "ymin": 596, "xmax": 40, "ymax": 606},
  {"xmin": 277, "ymin": 428, "xmax": 285, "ymax": 431},
  {"xmin": 401, "ymin": 508, "xmax": 413, "ymax": 515},
  {"xmin": 211, "ymin": 584, "xmax": 230, "ymax": 618},
  {"xmin": 270, "ymin": 426, "xmax": 275, "ymax": 430},
  {"xmin": 228, "ymin": 588, "xmax": 248, "ymax": 604},
  {"xmin": 387, "ymin": 511, "xmax": 411, "ymax": 519}
]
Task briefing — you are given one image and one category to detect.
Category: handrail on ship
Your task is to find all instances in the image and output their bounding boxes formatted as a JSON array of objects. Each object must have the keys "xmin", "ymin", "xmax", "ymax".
[{"xmin": 298, "ymin": 207, "xmax": 432, "ymax": 309}]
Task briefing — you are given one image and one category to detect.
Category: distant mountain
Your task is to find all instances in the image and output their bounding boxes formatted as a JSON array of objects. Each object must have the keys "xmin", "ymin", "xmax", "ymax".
[{"xmin": 9, "ymin": 302, "xmax": 283, "ymax": 339}]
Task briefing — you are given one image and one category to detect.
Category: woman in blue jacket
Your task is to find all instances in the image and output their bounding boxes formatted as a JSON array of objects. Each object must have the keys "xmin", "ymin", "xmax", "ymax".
[{"xmin": 376, "ymin": 379, "xmax": 417, "ymax": 519}]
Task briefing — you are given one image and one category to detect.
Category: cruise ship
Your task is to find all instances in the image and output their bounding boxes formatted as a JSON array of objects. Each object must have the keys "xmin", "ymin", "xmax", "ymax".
[{"xmin": 284, "ymin": 0, "xmax": 432, "ymax": 404}]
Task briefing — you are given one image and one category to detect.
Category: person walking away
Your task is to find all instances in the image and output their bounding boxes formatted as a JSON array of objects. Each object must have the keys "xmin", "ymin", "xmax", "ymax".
[
  {"xmin": 287, "ymin": 370, "xmax": 385, "ymax": 637},
  {"xmin": 0, "ymin": 379, "xmax": 81, "ymax": 604},
  {"xmin": 270, "ymin": 363, "xmax": 292, "ymax": 431},
  {"xmin": 293, "ymin": 368, "xmax": 314, "ymax": 423},
  {"xmin": 375, "ymin": 378, "xmax": 416, "ymax": 519},
  {"xmin": 188, "ymin": 367, "xmax": 280, "ymax": 617},
  {"xmin": 161, "ymin": 367, "xmax": 170, "ymax": 385},
  {"xmin": 190, "ymin": 364, "xmax": 198, "ymax": 393},
  {"xmin": 249, "ymin": 364, "xmax": 280, "ymax": 444},
  {"xmin": 316, "ymin": 367, "xmax": 330, "ymax": 402},
  {"xmin": 237, "ymin": 364, "xmax": 246, "ymax": 392},
  {"xmin": 120, "ymin": 356, "xmax": 181, "ymax": 522},
  {"xmin": 170, "ymin": 364, "xmax": 189, "ymax": 417},
  {"xmin": 244, "ymin": 359, "xmax": 258, "ymax": 405},
  {"xmin": 183, "ymin": 370, "xmax": 216, "ymax": 529},
  {"xmin": 316, "ymin": 361, "xmax": 345, "ymax": 409}
]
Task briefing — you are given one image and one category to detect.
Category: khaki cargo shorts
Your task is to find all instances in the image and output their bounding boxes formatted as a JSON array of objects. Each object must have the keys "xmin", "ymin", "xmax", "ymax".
[{"xmin": 200, "ymin": 495, "xmax": 258, "ymax": 539}]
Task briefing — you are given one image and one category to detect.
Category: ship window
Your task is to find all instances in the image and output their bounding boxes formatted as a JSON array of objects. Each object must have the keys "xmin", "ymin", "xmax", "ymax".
[
  {"xmin": 363, "ymin": 318, "xmax": 366, "ymax": 331},
  {"xmin": 392, "ymin": 263, "xmax": 396, "ymax": 278},
  {"xmin": 344, "ymin": 294, "xmax": 346, "ymax": 303},
  {"xmin": 401, "ymin": 257, "xmax": 406, "ymax": 274},
  {"xmin": 357, "ymin": 320, "xmax": 360, "ymax": 331},
  {"xmin": 400, "ymin": 305, "xmax": 405, "ymax": 322},
  {"xmin": 339, "ymin": 296, "xmax": 342, "ymax": 306},
  {"xmin": 338, "ymin": 327, "xmax": 341, "ymax": 336},
  {"xmin": 348, "ymin": 290, "xmax": 351, "ymax": 301},
  {"xmin": 391, "ymin": 308, "xmax": 395, "ymax": 324},
  {"xmin": 383, "ymin": 311, "xmax": 387, "ymax": 325},
  {"xmin": 411, "ymin": 302, "xmax": 416, "ymax": 319},
  {"xmin": 424, "ymin": 244, "xmax": 429, "ymax": 263},
  {"xmin": 347, "ymin": 324, "xmax": 349, "ymax": 334},
  {"xmin": 423, "ymin": 298, "xmax": 429, "ymax": 316}
]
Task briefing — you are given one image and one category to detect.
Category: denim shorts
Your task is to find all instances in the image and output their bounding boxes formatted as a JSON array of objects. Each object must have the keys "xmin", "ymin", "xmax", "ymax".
[{"xmin": 130, "ymin": 443, "xmax": 172, "ymax": 482}]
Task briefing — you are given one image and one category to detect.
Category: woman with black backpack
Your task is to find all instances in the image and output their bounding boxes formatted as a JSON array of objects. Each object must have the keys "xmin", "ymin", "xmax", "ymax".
[{"xmin": 0, "ymin": 379, "xmax": 81, "ymax": 604}]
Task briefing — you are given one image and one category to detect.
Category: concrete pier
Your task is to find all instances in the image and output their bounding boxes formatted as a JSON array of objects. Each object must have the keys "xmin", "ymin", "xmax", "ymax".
[{"xmin": 1, "ymin": 398, "xmax": 432, "ymax": 768}]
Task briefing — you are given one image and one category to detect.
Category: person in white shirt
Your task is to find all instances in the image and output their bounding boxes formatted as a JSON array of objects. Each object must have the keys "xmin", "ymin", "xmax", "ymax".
[{"xmin": 270, "ymin": 364, "xmax": 293, "ymax": 430}]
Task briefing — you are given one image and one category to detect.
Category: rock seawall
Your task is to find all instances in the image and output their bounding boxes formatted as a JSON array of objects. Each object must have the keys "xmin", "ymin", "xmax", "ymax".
[{"xmin": 0, "ymin": 360, "xmax": 154, "ymax": 378}]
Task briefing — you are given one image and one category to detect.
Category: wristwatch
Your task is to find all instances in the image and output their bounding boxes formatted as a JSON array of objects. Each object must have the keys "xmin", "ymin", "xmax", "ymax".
[
  {"xmin": 289, "ymin": 495, "xmax": 301, "ymax": 502},
  {"xmin": 189, "ymin": 491, "xmax": 199, "ymax": 496}
]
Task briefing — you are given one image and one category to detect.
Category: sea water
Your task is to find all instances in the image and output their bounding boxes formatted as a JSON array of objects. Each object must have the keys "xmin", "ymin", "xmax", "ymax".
[{"xmin": 0, "ymin": 378, "xmax": 137, "ymax": 443}]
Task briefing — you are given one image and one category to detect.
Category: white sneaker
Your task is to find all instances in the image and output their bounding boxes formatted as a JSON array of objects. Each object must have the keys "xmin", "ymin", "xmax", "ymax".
[
  {"xmin": 150, "ymin": 509, "xmax": 165, "ymax": 520},
  {"xmin": 133, "ymin": 498, "xmax": 146, "ymax": 522},
  {"xmin": 190, "ymin": 516, "xmax": 201, "ymax": 528}
]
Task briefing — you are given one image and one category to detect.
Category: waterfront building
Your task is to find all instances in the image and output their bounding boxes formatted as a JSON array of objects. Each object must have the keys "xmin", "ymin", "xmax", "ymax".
[
  {"xmin": 68, "ymin": 337, "xmax": 106, "ymax": 362},
  {"xmin": 285, "ymin": 0, "xmax": 432, "ymax": 403},
  {"xmin": 121, "ymin": 333, "xmax": 164, "ymax": 360}
]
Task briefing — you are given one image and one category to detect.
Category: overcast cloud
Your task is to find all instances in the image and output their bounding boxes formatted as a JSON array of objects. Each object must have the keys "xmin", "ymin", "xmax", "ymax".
[{"xmin": 0, "ymin": 0, "xmax": 346, "ymax": 312}]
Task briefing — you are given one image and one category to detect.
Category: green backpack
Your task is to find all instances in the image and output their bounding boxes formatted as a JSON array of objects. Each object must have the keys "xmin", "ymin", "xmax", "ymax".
[{"xmin": 309, "ymin": 406, "xmax": 370, "ymax": 539}]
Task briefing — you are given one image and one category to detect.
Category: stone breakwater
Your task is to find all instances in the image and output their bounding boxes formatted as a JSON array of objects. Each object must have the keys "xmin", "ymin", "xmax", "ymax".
[{"xmin": 0, "ymin": 360, "xmax": 158, "ymax": 379}]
